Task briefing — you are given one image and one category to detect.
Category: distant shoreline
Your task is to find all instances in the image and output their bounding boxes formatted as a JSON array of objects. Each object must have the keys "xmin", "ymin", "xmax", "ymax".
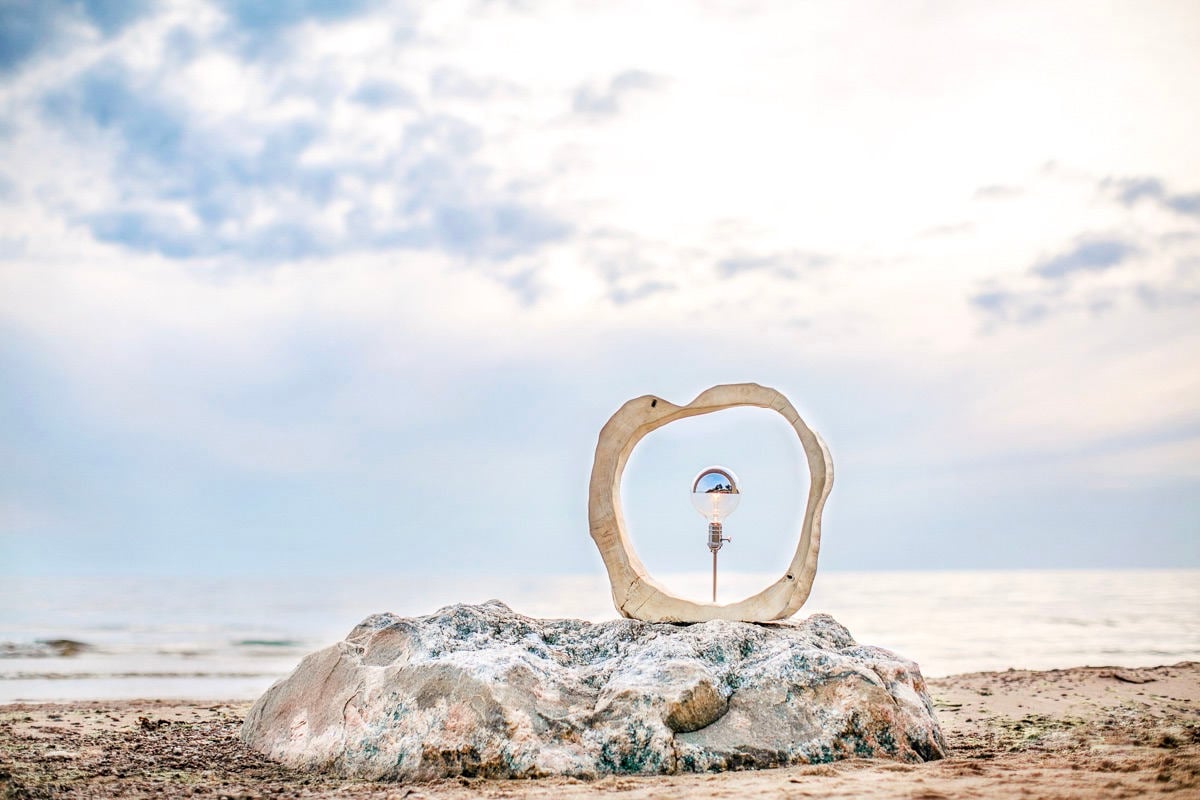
[
  {"xmin": 5, "ymin": 571, "xmax": 1197, "ymax": 691},
  {"xmin": 3, "ymin": 663, "xmax": 1197, "ymax": 798}
]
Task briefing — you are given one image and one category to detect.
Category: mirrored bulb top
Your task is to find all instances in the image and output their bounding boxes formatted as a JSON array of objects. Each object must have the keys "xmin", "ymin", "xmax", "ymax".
[{"xmin": 691, "ymin": 466, "xmax": 741, "ymax": 521}]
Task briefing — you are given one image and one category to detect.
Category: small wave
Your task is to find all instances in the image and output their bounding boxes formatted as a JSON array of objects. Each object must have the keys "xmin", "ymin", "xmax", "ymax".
[
  {"xmin": 0, "ymin": 639, "xmax": 91, "ymax": 659},
  {"xmin": 0, "ymin": 670, "xmax": 279, "ymax": 681},
  {"xmin": 154, "ymin": 647, "xmax": 215, "ymax": 657},
  {"xmin": 1095, "ymin": 647, "xmax": 1199, "ymax": 657},
  {"xmin": 1045, "ymin": 617, "xmax": 1119, "ymax": 627},
  {"xmin": 233, "ymin": 639, "xmax": 303, "ymax": 648}
]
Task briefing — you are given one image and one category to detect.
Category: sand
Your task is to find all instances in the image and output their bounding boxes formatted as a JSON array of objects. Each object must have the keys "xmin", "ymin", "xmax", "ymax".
[{"xmin": 2, "ymin": 662, "xmax": 1197, "ymax": 799}]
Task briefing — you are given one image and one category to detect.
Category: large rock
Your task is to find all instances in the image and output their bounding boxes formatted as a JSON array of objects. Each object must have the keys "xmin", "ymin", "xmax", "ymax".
[{"xmin": 242, "ymin": 601, "xmax": 945, "ymax": 779}]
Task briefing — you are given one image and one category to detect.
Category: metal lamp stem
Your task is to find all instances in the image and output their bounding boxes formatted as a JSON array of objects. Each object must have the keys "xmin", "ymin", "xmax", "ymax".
[{"xmin": 708, "ymin": 521, "xmax": 729, "ymax": 603}]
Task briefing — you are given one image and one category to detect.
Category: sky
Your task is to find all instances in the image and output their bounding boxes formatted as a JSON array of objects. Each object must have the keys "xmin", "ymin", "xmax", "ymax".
[{"xmin": 1, "ymin": 0, "xmax": 1198, "ymax": 587}]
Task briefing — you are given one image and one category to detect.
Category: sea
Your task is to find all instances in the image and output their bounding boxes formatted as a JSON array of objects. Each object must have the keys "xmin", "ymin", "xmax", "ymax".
[{"xmin": 1, "ymin": 570, "xmax": 1197, "ymax": 703}]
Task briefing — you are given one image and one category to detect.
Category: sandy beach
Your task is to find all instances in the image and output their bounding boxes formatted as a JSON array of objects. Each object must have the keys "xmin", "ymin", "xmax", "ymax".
[{"xmin": 2, "ymin": 662, "xmax": 1196, "ymax": 799}]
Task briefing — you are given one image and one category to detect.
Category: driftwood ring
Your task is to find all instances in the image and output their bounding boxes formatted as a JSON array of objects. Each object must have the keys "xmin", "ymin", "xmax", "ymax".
[{"xmin": 587, "ymin": 383, "xmax": 833, "ymax": 622}]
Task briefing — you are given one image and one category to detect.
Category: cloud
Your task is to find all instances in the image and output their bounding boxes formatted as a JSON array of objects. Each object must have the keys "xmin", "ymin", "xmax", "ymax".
[
  {"xmin": 1032, "ymin": 236, "xmax": 1139, "ymax": 279},
  {"xmin": 1134, "ymin": 258, "xmax": 1200, "ymax": 310},
  {"xmin": 973, "ymin": 185, "xmax": 1022, "ymax": 200},
  {"xmin": 212, "ymin": 0, "xmax": 403, "ymax": 62},
  {"xmin": 34, "ymin": 60, "xmax": 567, "ymax": 265},
  {"xmin": 351, "ymin": 79, "xmax": 416, "ymax": 108},
  {"xmin": 972, "ymin": 227, "xmax": 1198, "ymax": 327},
  {"xmin": 42, "ymin": 63, "xmax": 188, "ymax": 165},
  {"xmin": 499, "ymin": 269, "xmax": 542, "ymax": 306},
  {"xmin": 969, "ymin": 289, "xmax": 1049, "ymax": 325},
  {"xmin": 0, "ymin": 0, "xmax": 152, "ymax": 74},
  {"xmin": 971, "ymin": 172, "xmax": 1200, "ymax": 326},
  {"xmin": 76, "ymin": 0, "xmax": 152, "ymax": 34},
  {"xmin": 971, "ymin": 233, "xmax": 1150, "ymax": 326},
  {"xmin": 40, "ymin": 63, "xmax": 335, "ymax": 255},
  {"xmin": 716, "ymin": 251, "xmax": 828, "ymax": 280},
  {"xmin": 919, "ymin": 222, "xmax": 974, "ymax": 238},
  {"xmin": 0, "ymin": 3, "xmax": 61, "ymax": 73},
  {"xmin": 421, "ymin": 198, "xmax": 569, "ymax": 259},
  {"xmin": 430, "ymin": 67, "xmax": 507, "ymax": 100},
  {"xmin": 572, "ymin": 70, "xmax": 659, "ymax": 117},
  {"xmin": 83, "ymin": 210, "xmax": 332, "ymax": 260},
  {"xmin": 1134, "ymin": 282, "xmax": 1200, "ymax": 310},
  {"xmin": 610, "ymin": 280, "xmax": 673, "ymax": 306},
  {"xmin": 1161, "ymin": 230, "xmax": 1198, "ymax": 246},
  {"xmin": 217, "ymin": 0, "xmax": 379, "ymax": 30},
  {"xmin": 1104, "ymin": 176, "xmax": 1200, "ymax": 218}
]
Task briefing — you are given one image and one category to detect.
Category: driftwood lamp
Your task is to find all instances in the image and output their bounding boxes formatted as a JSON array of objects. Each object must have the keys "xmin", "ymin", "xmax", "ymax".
[{"xmin": 588, "ymin": 383, "xmax": 833, "ymax": 623}]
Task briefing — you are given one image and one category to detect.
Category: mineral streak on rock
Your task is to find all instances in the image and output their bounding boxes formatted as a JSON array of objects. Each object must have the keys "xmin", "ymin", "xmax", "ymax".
[{"xmin": 241, "ymin": 601, "xmax": 945, "ymax": 780}]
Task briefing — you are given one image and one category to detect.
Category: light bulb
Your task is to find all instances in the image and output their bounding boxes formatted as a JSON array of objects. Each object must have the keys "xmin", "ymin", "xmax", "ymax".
[
  {"xmin": 691, "ymin": 467, "xmax": 740, "ymax": 523},
  {"xmin": 693, "ymin": 466, "xmax": 740, "ymax": 603}
]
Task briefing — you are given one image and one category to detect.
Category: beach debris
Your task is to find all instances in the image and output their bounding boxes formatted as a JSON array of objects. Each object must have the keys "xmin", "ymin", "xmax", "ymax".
[
  {"xmin": 242, "ymin": 601, "xmax": 945, "ymax": 780},
  {"xmin": 1100, "ymin": 669, "xmax": 1157, "ymax": 684},
  {"xmin": 0, "ymin": 639, "xmax": 91, "ymax": 658}
]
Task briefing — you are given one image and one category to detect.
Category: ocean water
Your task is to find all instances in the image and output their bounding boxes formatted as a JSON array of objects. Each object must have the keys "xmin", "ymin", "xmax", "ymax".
[{"xmin": 1, "ymin": 570, "xmax": 1197, "ymax": 703}]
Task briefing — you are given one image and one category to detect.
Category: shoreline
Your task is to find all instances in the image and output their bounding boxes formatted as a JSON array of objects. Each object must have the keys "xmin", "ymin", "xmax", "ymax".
[{"xmin": 2, "ymin": 663, "xmax": 1197, "ymax": 798}]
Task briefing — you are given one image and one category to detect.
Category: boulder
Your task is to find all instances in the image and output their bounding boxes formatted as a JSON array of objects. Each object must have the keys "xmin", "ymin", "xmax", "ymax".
[{"xmin": 241, "ymin": 601, "xmax": 944, "ymax": 779}]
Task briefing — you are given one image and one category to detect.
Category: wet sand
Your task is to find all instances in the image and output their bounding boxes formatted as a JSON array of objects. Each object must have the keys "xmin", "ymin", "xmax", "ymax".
[{"xmin": 2, "ymin": 663, "xmax": 1197, "ymax": 799}]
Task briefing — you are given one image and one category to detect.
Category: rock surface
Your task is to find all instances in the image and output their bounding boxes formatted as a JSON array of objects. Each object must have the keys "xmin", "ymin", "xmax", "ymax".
[{"xmin": 241, "ymin": 601, "xmax": 945, "ymax": 780}]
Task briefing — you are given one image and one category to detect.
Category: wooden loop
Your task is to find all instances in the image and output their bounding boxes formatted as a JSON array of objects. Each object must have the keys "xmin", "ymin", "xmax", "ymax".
[{"xmin": 587, "ymin": 383, "xmax": 833, "ymax": 622}]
